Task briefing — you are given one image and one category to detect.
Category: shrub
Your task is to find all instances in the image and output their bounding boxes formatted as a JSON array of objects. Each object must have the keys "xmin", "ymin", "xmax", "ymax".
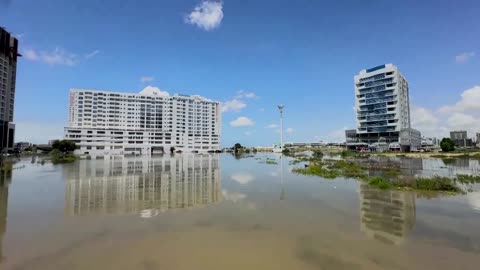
[
  {"xmin": 368, "ymin": 177, "xmax": 392, "ymax": 189},
  {"xmin": 440, "ymin": 138, "xmax": 455, "ymax": 152}
]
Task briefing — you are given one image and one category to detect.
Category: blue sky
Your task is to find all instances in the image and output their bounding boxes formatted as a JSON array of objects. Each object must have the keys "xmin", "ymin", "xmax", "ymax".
[{"xmin": 2, "ymin": 0, "xmax": 480, "ymax": 146}]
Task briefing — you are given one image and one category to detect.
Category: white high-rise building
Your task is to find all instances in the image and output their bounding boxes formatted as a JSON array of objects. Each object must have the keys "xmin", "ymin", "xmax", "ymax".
[
  {"xmin": 64, "ymin": 87, "xmax": 221, "ymax": 155},
  {"xmin": 354, "ymin": 64, "xmax": 411, "ymax": 144}
]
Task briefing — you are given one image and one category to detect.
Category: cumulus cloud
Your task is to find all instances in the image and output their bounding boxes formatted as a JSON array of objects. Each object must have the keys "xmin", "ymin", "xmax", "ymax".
[
  {"xmin": 221, "ymin": 99, "xmax": 246, "ymax": 113},
  {"xmin": 265, "ymin": 124, "xmax": 278, "ymax": 129},
  {"xmin": 409, "ymin": 86, "xmax": 480, "ymax": 138},
  {"xmin": 184, "ymin": 0, "xmax": 224, "ymax": 31},
  {"xmin": 231, "ymin": 172, "xmax": 255, "ymax": 185},
  {"xmin": 230, "ymin": 116, "xmax": 255, "ymax": 127},
  {"xmin": 455, "ymin": 52, "xmax": 475, "ymax": 63},
  {"xmin": 139, "ymin": 86, "xmax": 170, "ymax": 97},
  {"xmin": 23, "ymin": 47, "xmax": 99, "ymax": 66},
  {"xmin": 438, "ymin": 86, "xmax": 480, "ymax": 114},
  {"xmin": 140, "ymin": 76, "xmax": 155, "ymax": 83}
]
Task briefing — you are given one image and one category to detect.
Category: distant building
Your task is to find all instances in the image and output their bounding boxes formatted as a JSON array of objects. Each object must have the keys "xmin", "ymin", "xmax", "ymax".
[
  {"xmin": 64, "ymin": 88, "xmax": 221, "ymax": 155},
  {"xmin": 450, "ymin": 131, "xmax": 473, "ymax": 147},
  {"xmin": 0, "ymin": 28, "xmax": 20, "ymax": 152},
  {"xmin": 354, "ymin": 64, "xmax": 411, "ymax": 144},
  {"xmin": 476, "ymin": 133, "xmax": 480, "ymax": 148},
  {"xmin": 345, "ymin": 129, "xmax": 357, "ymax": 143},
  {"xmin": 399, "ymin": 128, "xmax": 421, "ymax": 152}
]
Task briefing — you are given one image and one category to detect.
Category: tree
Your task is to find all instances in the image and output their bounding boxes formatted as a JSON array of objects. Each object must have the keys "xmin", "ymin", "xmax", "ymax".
[
  {"xmin": 233, "ymin": 143, "xmax": 243, "ymax": 153},
  {"xmin": 52, "ymin": 140, "xmax": 76, "ymax": 153},
  {"xmin": 440, "ymin": 138, "xmax": 455, "ymax": 152}
]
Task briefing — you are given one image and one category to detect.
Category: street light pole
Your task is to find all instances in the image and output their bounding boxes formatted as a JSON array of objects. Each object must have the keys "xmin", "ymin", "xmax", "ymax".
[{"xmin": 278, "ymin": 105, "xmax": 284, "ymax": 152}]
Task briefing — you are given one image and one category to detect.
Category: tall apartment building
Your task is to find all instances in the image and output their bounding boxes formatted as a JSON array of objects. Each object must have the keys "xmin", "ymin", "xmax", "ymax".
[
  {"xmin": 354, "ymin": 64, "xmax": 411, "ymax": 144},
  {"xmin": 64, "ymin": 87, "xmax": 221, "ymax": 155},
  {"xmin": 476, "ymin": 133, "xmax": 480, "ymax": 147},
  {"xmin": 0, "ymin": 28, "xmax": 19, "ymax": 152}
]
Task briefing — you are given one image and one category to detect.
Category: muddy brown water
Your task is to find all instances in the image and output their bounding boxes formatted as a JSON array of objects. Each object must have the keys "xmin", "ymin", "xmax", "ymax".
[{"xmin": 0, "ymin": 154, "xmax": 479, "ymax": 269}]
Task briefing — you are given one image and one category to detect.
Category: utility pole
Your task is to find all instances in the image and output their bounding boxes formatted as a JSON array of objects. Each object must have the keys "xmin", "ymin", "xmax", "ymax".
[{"xmin": 278, "ymin": 105, "xmax": 284, "ymax": 152}]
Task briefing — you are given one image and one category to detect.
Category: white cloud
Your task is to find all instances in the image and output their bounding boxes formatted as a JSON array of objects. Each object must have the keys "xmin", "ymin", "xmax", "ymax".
[
  {"xmin": 230, "ymin": 116, "xmax": 255, "ymax": 127},
  {"xmin": 231, "ymin": 172, "xmax": 255, "ymax": 185},
  {"xmin": 447, "ymin": 113, "xmax": 479, "ymax": 129},
  {"xmin": 409, "ymin": 86, "xmax": 480, "ymax": 138},
  {"xmin": 286, "ymin": 127, "xmax": 295, "ymax": 133},
  {"xmin": 438, "ymin": 86, "xmax": 480, "ymax": 114},
  {"xmin": 84, "ymin": 50, "xmax": 100, "ymax": 59},
  {"xmin": 221, "ymin": 99, "xmax": 246, "ymax": 113},
  {"xmin": 22, "ymin": 47, "xmax": 99, "ymax": 66},
  {"xmin": 236, "ymin": 90, "xmax": 258, "ymax": 99},
  {"xmin": 455, "ymin": 52, "xmax": 475, "ymax": 63},
  {"xmin": 139, "ymin": 86, "xmax": 170, "ymax": 97},
  {"xmin": 23, "ymin": 49, "xmax": 39, "ymax": 61},
  {"xmin": 265, "ymin": 124, "xmax": 278, "ymax": 129},
  {"xmin": 140, "ymin": 76, "xmax": 155, "ymax": 83},
  {"xmin": 15, "ymin": 121, "xmax": 65, "ymax": 144},
  {"xmin": 184, "ymin": 0, "xmax": 224, "ymax": 31}
]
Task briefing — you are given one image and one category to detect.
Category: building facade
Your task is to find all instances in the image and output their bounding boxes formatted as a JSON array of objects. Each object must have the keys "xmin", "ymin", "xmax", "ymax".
[
  {"xmin": 354, "ymin": 64, "xmax": 411, "ymax": 144},
  {"xmin": 64, "ymin": 88, "xmax": 221, "ymax": 155},
  {"xmin": 399, "ymin": 128, "xmax": 421, "ymax": 152},
  {"xmin": 450, "ymin": 131, "xmax": 473, "ymax": 148},
  {"xmin": 0, "ymin": 28, "xmax": 19, "ymax": 152},
  {"xmin": 477, "ymin": 133, "xmax": 480, "ymax": 148}
]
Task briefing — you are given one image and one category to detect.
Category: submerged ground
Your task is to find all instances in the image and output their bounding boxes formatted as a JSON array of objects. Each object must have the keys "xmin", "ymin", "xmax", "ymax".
[{"xmin": 0, "ymin": 153, "xmax": 479, "ymax": 270}]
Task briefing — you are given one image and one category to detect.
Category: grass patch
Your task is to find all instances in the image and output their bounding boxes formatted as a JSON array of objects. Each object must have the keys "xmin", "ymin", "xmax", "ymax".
[
  {"xmin": 456, "ymin": 174, "xmax": 480, "ymax": 184},
  {"xmin": 368, "ymin": 177, "xmax": 392, "ymax": 189},
  {"xmin": 1, "ymin": 161, "xmax": 13, "ymax": 172},
  {"xmin": 292, "ymin": 163, "xmax": 341, "ymax": 179},
  {"xmin": 413, "ymin": 176, "xmax": 460, "ymax": 192}
]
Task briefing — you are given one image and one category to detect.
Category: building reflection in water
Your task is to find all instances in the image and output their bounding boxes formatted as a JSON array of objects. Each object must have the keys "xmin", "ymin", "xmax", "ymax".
[
  {"xmin": 0, "ymin": 170, "xmax": 11, "ymax": 262},
  {"xmin": 64, "ymin": 154, "xmax": 221, "ymax": 217},
  {"xmin": 360, "ymin": 183, "xmax": 416, "ymax": 245}
]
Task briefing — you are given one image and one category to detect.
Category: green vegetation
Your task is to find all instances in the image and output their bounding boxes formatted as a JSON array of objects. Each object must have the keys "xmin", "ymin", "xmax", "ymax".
[
  {"xmin": 456, "ymin": 174, "xmax": 480, "ymax": 184},
  {"xmin": 292, "ymin": 163, "xmax": 340, "ymax": 179},
  {"xmin": 49, "ymin": 140, "xmax": 78, "ymax": 164},
  {"xmin": 52, "ymin": 140, "xmax": 77, "ymax": 152},
  {"xmin": 440, "ymin": 138, "xmax": 455, "ymax": 152},
  {"xmin": 50, "ymin": 149, "xmax": 77, "ymax": 164},
  {"xmin": 265, "ymin": 158, "xmax": 278, "ymax": 165},
  {"xmin": 292, "ymin": 159, "xmax": 366, "ymax": 180},
  {"xmin": 368, "ymin": 177, "xmax": 392, "ymax": 189},
  {"xmin": 413, "ymin": 176, "xmax": 460, "ymax": 192},
  {"xmin": 1, "ymin": 161, "xmax": 13, "ymax": 172},
  {"xmin": 292, "ymin": 156, "xmax": 465, "ymax": 193}
]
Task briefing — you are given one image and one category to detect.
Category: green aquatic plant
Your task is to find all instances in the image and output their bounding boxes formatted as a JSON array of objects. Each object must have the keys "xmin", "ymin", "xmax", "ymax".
[
  {"xmin": 368, "ymin": 177, "xmax": 392, "ymax": 189},
  {"xmin": 413, "ymin": 176, "xmax": 460, "ymax": 192},
  {"xmin": 456, "ymin": 174, "xmax": 480, "ymax": 184}
]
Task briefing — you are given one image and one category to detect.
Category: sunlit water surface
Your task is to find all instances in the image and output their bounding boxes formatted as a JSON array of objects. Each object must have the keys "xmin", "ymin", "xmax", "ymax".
[{"xmin": 0, "ymin": 153, "xmax": 479, "ymax": 270}]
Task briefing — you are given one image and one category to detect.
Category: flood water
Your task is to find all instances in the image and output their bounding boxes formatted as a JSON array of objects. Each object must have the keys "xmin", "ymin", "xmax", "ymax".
[{"xmin": 0, "ymin": 153, "xmax": 479, "ymax": 270}]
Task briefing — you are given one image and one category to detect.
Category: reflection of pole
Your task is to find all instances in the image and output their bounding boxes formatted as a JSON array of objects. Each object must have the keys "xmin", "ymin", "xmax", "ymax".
[
  {"xmin": 280, "ymin": 154, "xmax": 286, "ymax": 200},
  {"xmin": 278, "ymin": 105, "xmax": 284, "ymax": 151}
]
